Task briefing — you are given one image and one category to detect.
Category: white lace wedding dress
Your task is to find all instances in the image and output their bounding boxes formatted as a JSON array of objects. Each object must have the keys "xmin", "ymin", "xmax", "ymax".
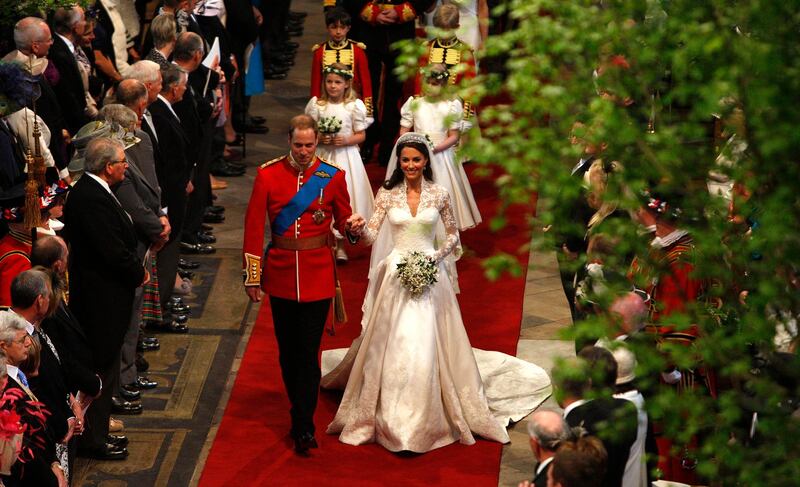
[{"xmin": 321, "ymin": 180, "xmax": 551, "ymax": 452}]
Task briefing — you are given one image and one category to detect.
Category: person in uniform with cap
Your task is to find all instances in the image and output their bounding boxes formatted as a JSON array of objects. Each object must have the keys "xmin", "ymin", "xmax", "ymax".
[{"xmin": 242, "ymin": 114, "xmax": 365, "ymax": 454}]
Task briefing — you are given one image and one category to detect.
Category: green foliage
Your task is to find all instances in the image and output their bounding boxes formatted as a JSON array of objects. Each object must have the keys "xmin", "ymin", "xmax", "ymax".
[
  {"xmin": 399, "ymin": 0, "xmax": 800, "ymax": 484},
  {"xmin": 0, "ymin": 0, "xmax": 91, "ymax": 29}
]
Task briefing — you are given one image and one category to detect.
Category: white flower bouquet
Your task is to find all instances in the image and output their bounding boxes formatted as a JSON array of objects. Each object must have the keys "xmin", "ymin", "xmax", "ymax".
[
  {"xmin": 396, "ymin": 251, "xmax": 438, "ymax": 298},
  {"xmin": 318, "ymin": 115, "xmax": 342, "ymax": 135}
]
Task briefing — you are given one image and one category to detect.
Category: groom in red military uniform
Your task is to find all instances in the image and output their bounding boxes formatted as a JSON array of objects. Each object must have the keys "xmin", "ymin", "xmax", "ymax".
[{"xmin": 242, "ymin": 114, "xmax": 365, "ymax": 454}]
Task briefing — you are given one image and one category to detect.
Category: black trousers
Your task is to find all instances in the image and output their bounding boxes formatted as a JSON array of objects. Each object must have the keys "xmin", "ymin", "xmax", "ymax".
[
  {"xmin": 269, "ymin": 296, "xmax": 330, "ymax": 437},
  {"xmin": 79, "ymin": 352, "xmax": 120, "ymax": 451},
  {"xmin": 365, "ymin": 44, "xmax": 405, "ymax": 166}
]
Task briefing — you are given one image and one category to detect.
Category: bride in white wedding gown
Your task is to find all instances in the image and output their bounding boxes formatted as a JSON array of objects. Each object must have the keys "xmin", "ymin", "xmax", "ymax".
[{"xmin": 321, "ymin": 133, "xmax": 551, "ymax": 453}]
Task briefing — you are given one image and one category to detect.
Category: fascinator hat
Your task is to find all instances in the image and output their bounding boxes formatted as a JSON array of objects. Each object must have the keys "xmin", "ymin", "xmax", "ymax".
[{"xmin": 67, "ymin": 120, "xmax": 140, "ymax": 172}]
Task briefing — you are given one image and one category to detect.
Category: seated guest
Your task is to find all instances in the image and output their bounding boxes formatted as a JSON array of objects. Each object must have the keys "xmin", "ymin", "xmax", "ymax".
[
  {"xmin": 525, "ymin": 409, "xmax": 573, "ymax": 487},
  {"xmin": 0, "ymin": 311, "xmax": 65, "ymax": 487},
  {"xmin": 558, "ymin": 347, "xmax": 639, "ymax": 487},
  {"xmin": 548, "ymin": 436, "xmax": 609, "ymax": 487}
]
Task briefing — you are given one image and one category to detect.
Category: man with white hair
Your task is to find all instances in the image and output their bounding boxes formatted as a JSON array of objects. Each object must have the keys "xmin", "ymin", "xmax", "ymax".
[
  {"xmin": 125, "ymin": 60, "xmax": 163, "ymax": 159},
  {"xmin": 50, "ymin": 5, "xmax": 91, "ymax": 132},
  {"xmin": 63, "ymin": 137, "xmax": 146, "ymax": 460},
  {"xmin": 526, "ymin": 409, "xmax": 573, "ymax": 487}
]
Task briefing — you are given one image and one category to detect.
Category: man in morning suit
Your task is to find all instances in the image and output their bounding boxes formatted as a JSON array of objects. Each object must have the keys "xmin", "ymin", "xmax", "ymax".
[
  {"xmin": 49, "ymin": 6, "xmax": 91, "ymax": 135},
  {"xmin": 243, "ymin": 115, "xmax": 366, "ymax": 454},
  {"xmin": 63, "ymin": 137, "xmax": 146, "ymax": 460},
  {"xmin": 527, "ymin": 410, "xmax": 573, "ymax": 487}
]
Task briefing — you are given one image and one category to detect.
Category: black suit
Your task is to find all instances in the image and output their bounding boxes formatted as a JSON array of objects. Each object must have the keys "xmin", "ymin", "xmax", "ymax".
[
  {"xmin": 27, "ymin": 329, "xmax": 72, "ymax": 446},
  {"xmin": 48, "ymin": 35, "xmax": 89, "ymax": 135},
  {"xmin": 1, "ymin": 378, "xmax": 59, "ymax": 487},
  {"xmin": 565, "ymin": 398, "xmax": 639, "ymax": 487},
  {"xmin": 532, "ymin": 458, "xmax": 552, "ymax": 487},
  {"xmin": 42, "ymin": 300, "xmax": 102, "ymax": 397},
  {"xmin": 63, "ymin": 174, "xmax": 144, "ymax": 450}
]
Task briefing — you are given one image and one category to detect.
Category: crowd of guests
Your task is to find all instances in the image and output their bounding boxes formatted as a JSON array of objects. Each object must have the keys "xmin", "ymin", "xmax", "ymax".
[{"xmin": 0, "ymin": 0, "xmax": 311, "ymax": 484}]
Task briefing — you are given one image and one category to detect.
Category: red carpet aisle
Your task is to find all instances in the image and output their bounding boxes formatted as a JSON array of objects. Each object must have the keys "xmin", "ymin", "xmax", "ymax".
[{"xmin": 199, "ymin": 165, "xmax": 536, "ymax": 486}]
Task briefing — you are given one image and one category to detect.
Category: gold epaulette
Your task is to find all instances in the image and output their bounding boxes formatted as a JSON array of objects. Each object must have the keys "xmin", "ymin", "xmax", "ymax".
[
  {"xmin": 351, "ymin": 39, "xmax": 366, "ymax": 50},
  {"xmin": 260, "ymin": 155, "xmax": 286, "ymax": 169},
  {"xmin": 317, "ymin": 156, "xmax": 342, "ymax": 170},
  {"xmin": 311, "ymin": 42, "xmax": 322, "ymax": 52}
]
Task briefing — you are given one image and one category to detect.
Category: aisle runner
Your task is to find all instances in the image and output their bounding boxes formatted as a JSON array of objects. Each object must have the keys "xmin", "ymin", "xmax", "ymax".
[{"xmin": 200, "ymin": 165, "xmax": 535, "ymax": 486}]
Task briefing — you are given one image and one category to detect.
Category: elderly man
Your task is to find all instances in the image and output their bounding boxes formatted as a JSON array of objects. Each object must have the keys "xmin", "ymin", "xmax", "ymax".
[
  {"xmin": 50, "ymin": 6, "xmax": 91, "ymax": 133},
  {"xmin": 0, "ymin": 310, "xmax": 66, "ymax": 486},
  {"xmin": 149, "ymin": 64, "xmax": 194, "ymax": 334},
  {"xmin": 524, "ymin": 410, "xmax": 573, "ymax": 487},
  {"xmin": 63, "ymin": 137, "xmax": 146, "ymax": 460},
  {"xmin": 126, "ymin": 61, "xmax": 163, "ymax": 149},
  {"xmin": 243, "ymin": 114, "xmax": 365, "ymax": 454}
]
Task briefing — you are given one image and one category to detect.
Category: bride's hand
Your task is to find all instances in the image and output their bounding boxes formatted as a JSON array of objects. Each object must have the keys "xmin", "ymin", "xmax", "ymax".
[{"xmin": 345, "ymin": 214, "xmax": 366, "ymax": 235}]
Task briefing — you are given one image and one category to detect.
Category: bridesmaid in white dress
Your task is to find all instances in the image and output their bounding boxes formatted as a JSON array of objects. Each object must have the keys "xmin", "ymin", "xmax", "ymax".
[
  {"xmin": 387, "ymin": 65, "xmax": 481, "ymax": 231},
  {"xmin": 305, "ymin": 63, "xmax": 374, "ymax": 261},
  {"xmin": 321, "ymin": 134, "xmax": 551, "ymax": 453}
]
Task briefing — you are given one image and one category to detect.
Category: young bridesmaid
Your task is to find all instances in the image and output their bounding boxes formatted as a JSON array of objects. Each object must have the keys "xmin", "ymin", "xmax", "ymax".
[
  {"xmin": 305, "ymin": 63, "xmax": 374, "ymax": 262},
  {"xmin": 389, "ymin": 64, "xmax": 482, "ymax": 231}
]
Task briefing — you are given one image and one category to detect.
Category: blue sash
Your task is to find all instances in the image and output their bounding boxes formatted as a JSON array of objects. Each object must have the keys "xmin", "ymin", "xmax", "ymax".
[{"xmin": 271, "ymin": 161, "xmax": 340, "ymax": 237}]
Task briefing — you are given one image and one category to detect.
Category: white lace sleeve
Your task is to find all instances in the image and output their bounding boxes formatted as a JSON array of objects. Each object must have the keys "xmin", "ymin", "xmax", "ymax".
[
  {"xmin": 399, "ymin": 96, "xmax": 415, "ymax": 129},
  {"xmin": 352, "ymin": 99, "xmax": 368, "ymax": 132},
  {"xmin": 363, "ymin": 187, "xmax": 390, "ymax": 245},
  {"xmin": 304, "ymin": 97, "xmax": 321, "ymax": 120},
  {"xmin": 433, "ymin": 188, "xmax": 461, "ymax": 263}
]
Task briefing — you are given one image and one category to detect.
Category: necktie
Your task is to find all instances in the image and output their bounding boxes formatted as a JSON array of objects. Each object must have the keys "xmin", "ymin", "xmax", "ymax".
[
  {"xmin": 73, "ymin": 47, "xmax": 91, "ymax": 75},
  {"xmin": 17, "ymin": 370, "xmax": 28, "ymax": 388}
]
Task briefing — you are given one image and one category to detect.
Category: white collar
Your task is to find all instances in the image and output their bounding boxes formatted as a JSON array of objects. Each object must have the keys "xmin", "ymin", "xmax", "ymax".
[
  {"xmin": 6, "ymin": 364, "xmax": 21, "ymax": 383},
  {"xmin": 8, "ymin": 309, "xmax": 35, "ymax": 335},
  {"xmin": 56, "ymin": 33, "xmax": 75, "ymax": 54},
  {"xmin": 156, "ymin": 94, "xmax": 180, "ymax": 121},
  {"xmin": 86, "ymin": 172, "xmax": 112, "ymax": 195},
  {"xmin": 562, "ymin": 398, "xmax": 589, "ymax": 418},
  {"xmin": 288, "ymin": 153, "xmax": 315, "ymax": 173},
  {"xmin": 535, "ymin": 456, "xmax": 554, "ymax": 476}
]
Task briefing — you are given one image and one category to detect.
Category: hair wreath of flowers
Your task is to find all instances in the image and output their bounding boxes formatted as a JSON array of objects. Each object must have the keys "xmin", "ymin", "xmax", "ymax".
[
  {"xmin": 322, "ymin": 65, "xmax": 353, "ymax": 80},
  {"xmin": 421, "ymin": 66, "xmax": 450, "ymax": 81}
]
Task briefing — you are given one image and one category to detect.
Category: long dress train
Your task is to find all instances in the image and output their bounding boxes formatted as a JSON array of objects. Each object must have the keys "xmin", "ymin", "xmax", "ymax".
[{"xmin": 321, "ymin": 180, "xmax": 551, "ymax": 452}]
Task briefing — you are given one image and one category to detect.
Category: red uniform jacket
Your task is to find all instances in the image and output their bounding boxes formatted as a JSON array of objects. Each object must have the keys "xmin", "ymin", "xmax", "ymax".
[
  {"xmin": 242, "ymin": 155, "xmax": 352, "ymax": 302},
  {"xmin": 414, "ymin": 37, "xmax": 477, "ymax": 118},
  {"xmin": 0, "ymin": 230, "xmax": 32, "ymax": 307},
  {"xmin": 310, "ymin": 39, "xmax": 374, "ymax": 117}
]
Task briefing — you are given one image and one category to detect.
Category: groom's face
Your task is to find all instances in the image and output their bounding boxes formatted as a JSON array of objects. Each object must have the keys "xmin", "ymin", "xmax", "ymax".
[{"xmin": 289, "ymin": 128, "xmax": 318, "ymax": 165}]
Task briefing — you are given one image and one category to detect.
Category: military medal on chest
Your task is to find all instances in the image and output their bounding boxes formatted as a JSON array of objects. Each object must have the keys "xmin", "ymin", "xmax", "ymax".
[{"xmin": 313, "ymin": 188, "xmax": 325, "ymax": 224}]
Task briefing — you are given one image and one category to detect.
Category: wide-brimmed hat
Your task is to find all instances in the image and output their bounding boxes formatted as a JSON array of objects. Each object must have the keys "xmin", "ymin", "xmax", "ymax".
[{"xmin": 67, "ymin": 120, "xmax": 140, "ymax": 172}]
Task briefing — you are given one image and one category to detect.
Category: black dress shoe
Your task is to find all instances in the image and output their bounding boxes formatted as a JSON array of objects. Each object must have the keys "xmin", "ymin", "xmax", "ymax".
[
  {"xmin": 137, "ymin": 339, "xmax": 160, "ymax": 352},
  {"xmin": 203, "ymin": 212, "xmax": 227, "ymax": 224},
  {"xmin": 264, "ymin": 71, "xmax": 288, "ymax": 81},
  {"xmin": 178, "ymin": 269, "xmax": 195, "ymax": 279},
  {"xmin": 167, "ymin": 300, "xmax": 191, "ymax": 314},
  {"xmin": 249, "ymin": 116, "xmax": 266, "ymax": 124},
  {"xmin": 225, "ymin": 161, "xmax": 247, "ymax": 170},
  {"xmin": 107, "ymin": 434, "xmax": 129, "ymax": 448},
  {"xmin": 265, "ymin": 62, "xmax": 291, "ymax": 73},
  {"xmin": 119, "ymin": 387, "xmax": 141, "ymax": 402},
  {"xmin": 148, "ymin": 319, "xmax": 189, "ymax": 334},
  {"xmin": 136, "ymin": 353, "xmax": 149, "ymax": 372},
  {"xmin": 287, "ymin": 28, "xmax": 303, "ymax": 37},
  {"xmin": 79, "ymin": 443, "xmax": 128, "ymax": 460},
  {"xmin": 179, "ymin": 258, "xmax": 200, "ymax": 269},
  {"xmin": 142, "ymin": 336, "xmax": 159, "ymax": 346},
  {"xmin": 288, "ymin": 11, "xmax": 307, "ymax": 19},
  {"xmin": 201, "ymin": 224, "xmax": 214, "ymax": 232},
  {"xmin": 211, "ymin": 164, "xmax": 246, "ymax": 177},
  {"xmin": 197, "ymin": 233, "xmax": 217, "ymax": 244},
  {"xmin": 208, "ymin": 205, "xmax": 225, "ymax": 213},
  {"xmin": 180, "ymin": 242, "xmax": 216, "ymax": 254},
  {"xmin": 173, "ymin": 314, "xmax": 189, "ymax": 324},
  {"xmin": 293, "ymin": 432, "xmax": 318, "ymax": 454},
  {"xmin": 111, "ymin": 397, "xmax": 143, "ymax": 415},
  {"xmin": 127, "ymin": 376, "xmax": 158, "ymax": 390}
]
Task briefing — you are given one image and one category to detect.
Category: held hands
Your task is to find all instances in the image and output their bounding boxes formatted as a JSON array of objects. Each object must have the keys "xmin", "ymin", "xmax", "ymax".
[{"xmin": 345, "ymin": 214, "xmax": 366, "ymax": 236}]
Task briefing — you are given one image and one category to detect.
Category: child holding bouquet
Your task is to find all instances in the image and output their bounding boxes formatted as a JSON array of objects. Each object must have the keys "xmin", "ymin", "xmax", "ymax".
[{"xmin": 305, "ymin": 63, "xmax": 374, "ymax": 262}]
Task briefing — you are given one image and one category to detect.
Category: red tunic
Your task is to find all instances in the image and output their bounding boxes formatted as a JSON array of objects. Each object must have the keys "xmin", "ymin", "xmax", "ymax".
[
  {"xmin": 0, "ymin": 231, "xmax": 32, "ymax": 307},
  {"xmin": 413, "ymin": 37, "xmax": 477, "ymax": 118},
  {"xmin": 310, "ymin": 39, "xmax": 374, "ymax": 118},
  {"xmin": 242, "ymin": 155, "xmax": 352, "ymax": 302}
]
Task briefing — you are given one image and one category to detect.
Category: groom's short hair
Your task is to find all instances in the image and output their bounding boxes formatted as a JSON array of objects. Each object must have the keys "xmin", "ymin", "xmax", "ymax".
[{"xmin": 288, "ymin": 114, "xmax": 319, "ymax": 138}]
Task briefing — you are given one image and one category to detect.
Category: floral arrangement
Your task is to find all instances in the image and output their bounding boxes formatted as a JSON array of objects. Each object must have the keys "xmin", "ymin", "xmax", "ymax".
[
  {"xmin": 396, "ymin": 252, "xmax": 438, "ymax": 298},
  {"xmin": 318, "ymin": 116, "xmax": 342, "ymax": 135}
]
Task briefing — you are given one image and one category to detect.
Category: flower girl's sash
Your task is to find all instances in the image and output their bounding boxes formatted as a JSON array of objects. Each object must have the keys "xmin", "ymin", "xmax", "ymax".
[{"xmin": 271, "ymin": 161, "xmax": 340, "ymax": 237}]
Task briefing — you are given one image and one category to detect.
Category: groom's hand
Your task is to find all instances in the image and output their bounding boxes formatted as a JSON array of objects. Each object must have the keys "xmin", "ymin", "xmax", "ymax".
[{"xmin": 345, "ymin": 214, "xmax": 366, "ymax": 235}]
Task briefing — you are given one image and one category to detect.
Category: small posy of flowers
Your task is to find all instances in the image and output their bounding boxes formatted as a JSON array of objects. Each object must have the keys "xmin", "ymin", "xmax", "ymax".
[
  {"xmin": 318, "ymin": 116, "xmax": 342, "ymax": 135},
  {"xmin": 396, "ymin": 251, "xmax": 438, "ymax": 298}
]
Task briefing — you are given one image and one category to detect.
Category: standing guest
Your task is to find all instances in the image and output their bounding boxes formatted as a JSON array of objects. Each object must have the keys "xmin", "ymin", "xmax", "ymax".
[
  {"xmin": 524, "ymin": 410, "xmax": 573, "ymax": 487},
  {"xmin": 149, "ymin": 65, "xmax": 193, "ymax": 334},
  {"xmin": 9, "ymin": 268, "xmax": 82, "ymax": 482},
  {"xmin": 63, "ymin": 137, "xmax": 146, "ymax": 461},
  {"xmin": 242, "ymin": 115, "xmax": 365, "ymax": 454},
  {"xmin": 144, "ymin": 13, "xmax": 177, "ymax": 70},
  {"xmin": 310, "ymin": 8, "xmax": 373, "ymax": 120},
  {"xmin": 49, "ymin": 6, "xmax": 92, "ymax": 133},
  {"xmin": 0, "ymin": 311, "xmax": 65, "ymax": 487},
  {"xmin": 32, "ymin": 236, "xmax": 108, "ymax": 463},
  {"xmin": 559, "ymin": 347, "xmax": 639, "ymax": 487},
  {"xmin": 548, "ymin": 436, "xmax": 609, "ymax": 487}
]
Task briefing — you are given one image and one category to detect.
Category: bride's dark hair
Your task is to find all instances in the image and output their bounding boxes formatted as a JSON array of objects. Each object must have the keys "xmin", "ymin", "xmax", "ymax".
[{"xmin": 382, "ymin": 140, "xmax": 434, "ymax": 189}]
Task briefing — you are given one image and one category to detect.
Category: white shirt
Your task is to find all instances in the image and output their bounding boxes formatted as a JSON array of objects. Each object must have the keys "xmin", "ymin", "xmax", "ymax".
[
  {"xmin": 535, "ymin": 456, "xmax": 554, "ymax": 477},
  {"xmin": 156, "ymin": 94, "xmax": 180, "ymax": 121},
  {"xmin": 6, "ymin": 364, "xmax": 23, "ymax": 386},
  {"xmin": 8, "ymin": 309, "xmax": 35, "ymax": 335},
  {"xmin": 615, "ymin": 389, "xmax": 648, "ymax": 487},
  {"xmin": 562, "ymin": 398, "xmax": 588, "ymax": 419},
  {"xmin": 86, "ymin": 172, "xmax": 112, "ymax": 195}
]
